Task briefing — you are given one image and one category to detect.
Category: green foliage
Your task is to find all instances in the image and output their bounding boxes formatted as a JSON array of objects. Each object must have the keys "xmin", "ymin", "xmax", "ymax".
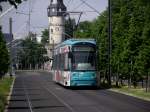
[
  {"xmin": 0, "ymin": 77, "xmax": 13, "ymax": 112},
  {"xmin": 74, "ymin": 0, "xmax": 150, "ymax": 86},
  {"xmin": 65, "ymin": 18, "xmax": 76, "ymax": 39},
  {"xmin": 0, "ymin": 0, "xmax": 25, "ymax": 11},
  {"xmin": 74, "ymin": 21, "xmax": 93, "ymax": 38},
  {"xmin": 17, "ymin": 35, "xmax": 48, "ymax": 69},
  {"xmin": 41, "ymin": 29, "xmax": 49, "ymax": 44},
  {"xmin": 112, "ymin": 86, "xmax": 150, "ymax": 101},
  {"xmin": 0, "ymin": 28, "xmax": 10, "ymax": 77}
]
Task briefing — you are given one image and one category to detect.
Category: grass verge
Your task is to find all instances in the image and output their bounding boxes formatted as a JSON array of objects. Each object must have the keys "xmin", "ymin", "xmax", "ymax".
[
  {"xmin": 110, "ymin": 86, "xmax": 150, "ymax": 101},
  {"xmin": 0, "ymin": 77, "xmax": 13, "ymax": 112}
]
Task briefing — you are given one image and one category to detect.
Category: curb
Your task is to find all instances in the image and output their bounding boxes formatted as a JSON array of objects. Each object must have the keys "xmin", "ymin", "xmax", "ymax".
[
  {"xmin": 109, "ymin": 89, "xmax": 150, "ymax": 102},
  {"xmin": 4, "ymin": 76, "xmax": 16, "ymax": 112}
]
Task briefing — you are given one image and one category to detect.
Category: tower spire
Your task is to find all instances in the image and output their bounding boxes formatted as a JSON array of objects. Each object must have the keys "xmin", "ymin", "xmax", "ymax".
[{"xmin": 47, "ymin": 0, "xmax": 66, "ymax": 17}]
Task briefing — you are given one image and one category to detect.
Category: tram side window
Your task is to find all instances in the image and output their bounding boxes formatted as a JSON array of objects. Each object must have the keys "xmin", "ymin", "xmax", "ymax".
[
  {"xmin": 60, "ymin": 53, "xmax": 65, "ymax": 70},
  {"xmin": 54, "ymin": 53, "xmax": 70, "ymax": 70},
  {"xmin": 52, "ymin": 56, "xmax": 56, "ymax": 70},
  {"xmin": 54, "ymin": 55, "xmax": 57, "ymax": 70},
  {"xmin": 56, "ymin": 55, "xmax": 58, "ymax": 70},
  {"xmin": 56, "ymin": 55, "xmax": 59, "ymax": 69},
  {"xmin": 58, "ymin": 54, "xmax": 61, "ymax": 70},
  {"xmin": 64, "ymin": 53, "xmax": 69, "ymax": 70}
]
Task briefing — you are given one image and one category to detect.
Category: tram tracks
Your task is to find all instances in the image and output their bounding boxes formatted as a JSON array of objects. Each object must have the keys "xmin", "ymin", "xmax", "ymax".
[
  {"xmin": 22, "ymin": 80, "xmax": 34, "ymax": 112},
  {"xmin": 7, "ymin": 71, "xmax": 150, "ymax": 112},
  {"xmin": 7, "ymin": 73, "xmax": 76, "ymax": 112},
  {"xmin": 41, "ymin": 81, "xmax": 76, "ymax": 112}
]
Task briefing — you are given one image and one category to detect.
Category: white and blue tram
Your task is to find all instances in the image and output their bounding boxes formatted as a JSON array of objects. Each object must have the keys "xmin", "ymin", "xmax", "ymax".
[{"xmin": 52, "ymin": 39, "xmax": 97, "ymax": 86}]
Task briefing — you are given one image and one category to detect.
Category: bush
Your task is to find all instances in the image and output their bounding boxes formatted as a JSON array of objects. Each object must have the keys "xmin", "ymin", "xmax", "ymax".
[
  {"xmin": 0, "ymin": 77, "xmax": 13, "ymax": 112},
  {"xmin": 0, "ymin": 28, "xmax": 10, "ymax": 76},
  {"xmin": 0, "ymin": 93, "xmax": 5, "ymax": 112}
]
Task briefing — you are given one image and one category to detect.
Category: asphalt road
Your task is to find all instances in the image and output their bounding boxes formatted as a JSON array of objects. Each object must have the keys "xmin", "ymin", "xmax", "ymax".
[{"xmin": 7, "ymin": 71, "xmax": 150, "ymax": 112}]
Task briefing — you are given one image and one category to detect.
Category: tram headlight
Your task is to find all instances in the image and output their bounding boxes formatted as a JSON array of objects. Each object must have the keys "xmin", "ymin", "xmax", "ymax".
[
  {"xmin": 92, "ymin": 73, "xmax": 96, "ymax": 78},
  {"xmin": 72, "ymin": 73, "xmax": 77, "ymax": 76},
  {"xmin": 71, "ymin": 73, "xmax": 79, "ymax": 79}
]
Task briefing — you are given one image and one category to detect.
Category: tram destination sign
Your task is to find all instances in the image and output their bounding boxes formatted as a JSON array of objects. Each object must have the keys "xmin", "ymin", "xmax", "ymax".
[{"xmin": 73, "ymin": 46, "xmax": 94, "ymax": 52}]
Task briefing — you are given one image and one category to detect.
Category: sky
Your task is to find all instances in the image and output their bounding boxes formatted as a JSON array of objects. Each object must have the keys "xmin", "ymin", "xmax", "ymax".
[{"xmin": 0, "ymin": 0, "xmax": 108, "ymax": 40}]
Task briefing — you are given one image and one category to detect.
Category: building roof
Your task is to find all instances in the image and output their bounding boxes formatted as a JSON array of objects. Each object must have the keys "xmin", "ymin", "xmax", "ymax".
[{"xmin": 47, "ymin": 0, "xmax": 67, "ymax": 17}]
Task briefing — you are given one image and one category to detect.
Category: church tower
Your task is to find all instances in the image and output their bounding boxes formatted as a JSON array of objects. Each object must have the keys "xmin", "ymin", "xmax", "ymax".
[{"xmin": 47, "ymin": 0, "xmax": 67, "ymax": 45}]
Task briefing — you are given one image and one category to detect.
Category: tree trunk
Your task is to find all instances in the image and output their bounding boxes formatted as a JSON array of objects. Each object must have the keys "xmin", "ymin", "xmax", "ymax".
[
  {"xmin": 116, "ymin": 73, "xmax": 119, "ymax": 87},
  {"xmin": 148, "ymin": 73, "xmax": 150, "ymax": 92},
  {"xmin": 129, "ymin": 72, "xmax": 132, "ymax": 88},
  {"xmin": 142, "ymin": 79, "xmax": 144, "ymax": 88},
  {"xmin": 116, "ymin": 63, "xmax": 119, "ymax": 87},
  {"xmin": 146, "ymin": 73, "xmax": 148, "ymax": 92},
  {"xmin": 120, "ymin": 78, "xmax": 123, "ymax": 86},
  {"xmin": 129, "ymin": 59, "xmax": 132, "ymax": 88},
  {"xmin": 128, "ymin": 78, "xmax": 130, "ymax": 87}
]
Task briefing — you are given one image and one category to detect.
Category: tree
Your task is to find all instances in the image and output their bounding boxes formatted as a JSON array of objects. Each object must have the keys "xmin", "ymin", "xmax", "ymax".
[
  {"xmin": 41, "ymin": 29, "xmax": 49, "ymax": 44},
  {"xmin": 65, "ymin": 18, "xmax": 76, "ymax": 39},
  {"xmin": 0, "ymin": 0, "xmax": 26, "ymax": 76},
  {"xmin": 17, "ymin": 34, "xmax": 48, "ymax": 70},
  {"xmin": 93, "ymin": 12, "xmax": 109, "ymax": 83},
  {"xmin": 74, "ymin": 0, "xmax": 150, "ymax": 87},
  {"xmin": 0, "ymin": 27, "xmax": 9, "ymax": 78},
  {"xmin": 0, "ymin": 0, "xmax": 25, "ymax": 11},
  {"xmin": 74, "ymin": 21, "xmax": 93, "ymax": 38}
]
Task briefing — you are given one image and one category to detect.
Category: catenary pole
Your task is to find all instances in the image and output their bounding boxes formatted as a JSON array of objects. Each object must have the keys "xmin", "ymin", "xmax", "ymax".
[
  {"xmin": 9, "ymin": 17, "xmax": 13, "ymax": 76},
  {"xmin": 108, "ymin": 0, "xmax": 112, "ymax": 86}
]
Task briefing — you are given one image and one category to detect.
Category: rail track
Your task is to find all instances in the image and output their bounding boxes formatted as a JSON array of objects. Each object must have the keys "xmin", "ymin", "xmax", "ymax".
[
  {"xmin": 6, "ymin": 72, "xmax": 75, "ymax": 112},
  {"xmin": 6, "ymin": 71, "xmax": 150, "ymax": 112}
]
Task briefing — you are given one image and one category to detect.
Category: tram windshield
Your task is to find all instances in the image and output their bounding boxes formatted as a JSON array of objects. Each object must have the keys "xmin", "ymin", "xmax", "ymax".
[{"xmin": 72, "ymin": 46, "xmax": 96, "ymax": 71}]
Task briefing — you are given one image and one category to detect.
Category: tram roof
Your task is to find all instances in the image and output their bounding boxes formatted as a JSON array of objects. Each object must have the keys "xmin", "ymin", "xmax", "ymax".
[{"xmin": 55, "ymin": 39, "xmax": 96, "ymax": 48}]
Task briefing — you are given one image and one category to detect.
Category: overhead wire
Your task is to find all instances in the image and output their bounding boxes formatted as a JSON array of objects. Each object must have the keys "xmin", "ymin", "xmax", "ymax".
[
  {"xmin": 68, "ymin": 0, "xmax": 100, "ymax": 21},
  {"xmin": 68, "ymin": 0, "xmax": 101, "ymax": 14},
  {"xmin": 72, "ymin": 2, "xmax": 84, "ymax": 11},
  {"xmin": 14, "ymin": 22, "xmax": 27, "ymax": 37},
  {"xmin": 15, "ymin": 0, "xmax": 31, "ymax": 36},
  {"xmin": 30, "ymin": 0, "xmax": 38, "ymax": 12},
  {"xmin": 66, "ymin": 0, "xmax": 73, "ymax": 8},
  {"xmin": 80, "ymin": 0, "xmax": 101, "ymax": 15},
  {"xmin": 29, "ymin": 0, "xmax": 49, "ymax": 34},
  {"xmin": 0, "ymin": 6, "xmax": 14, "ymax": 18}
]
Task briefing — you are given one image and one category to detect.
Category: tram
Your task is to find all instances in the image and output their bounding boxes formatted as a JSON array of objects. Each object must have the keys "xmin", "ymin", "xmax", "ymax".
[{"xmin": 52, "ymin": 39, "xmax": 97, "ymax": 86}]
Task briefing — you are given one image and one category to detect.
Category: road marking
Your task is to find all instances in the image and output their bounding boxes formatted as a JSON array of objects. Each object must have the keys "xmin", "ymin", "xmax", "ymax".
[
  {"xmin": 43, "ymin": 86, "xmax": 76, "ymax": 112},
  {"xmin": 4, "ymin": 76, "xmax": 16, "ymax": 112},
  {"xmin": 22, "ymin": 79, "xmax": 34, "ymax": 112},
  {"xmin": 55, "ymin": 87, "xmax": 62, "ymax": 90}
]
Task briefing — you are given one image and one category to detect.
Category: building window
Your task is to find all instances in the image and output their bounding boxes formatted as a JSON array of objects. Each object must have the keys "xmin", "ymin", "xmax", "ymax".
[
  {"xmin": 51, "ymin": 29, "xmax": 53, "ymax": 33},
  {"xmin": 52, "ymin": 8, "xmax": 55, "ymax": 12},
  {"xmin": 55, "ymin": 27, "xmax": 59, "ymax": 31},
  {"xmin": 59, "ymin": 8, "xmax": 61, "ymax": 12},
  {"xmin": 50, "ymin": 18, "xmax": 53, "ymax": 22}
]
